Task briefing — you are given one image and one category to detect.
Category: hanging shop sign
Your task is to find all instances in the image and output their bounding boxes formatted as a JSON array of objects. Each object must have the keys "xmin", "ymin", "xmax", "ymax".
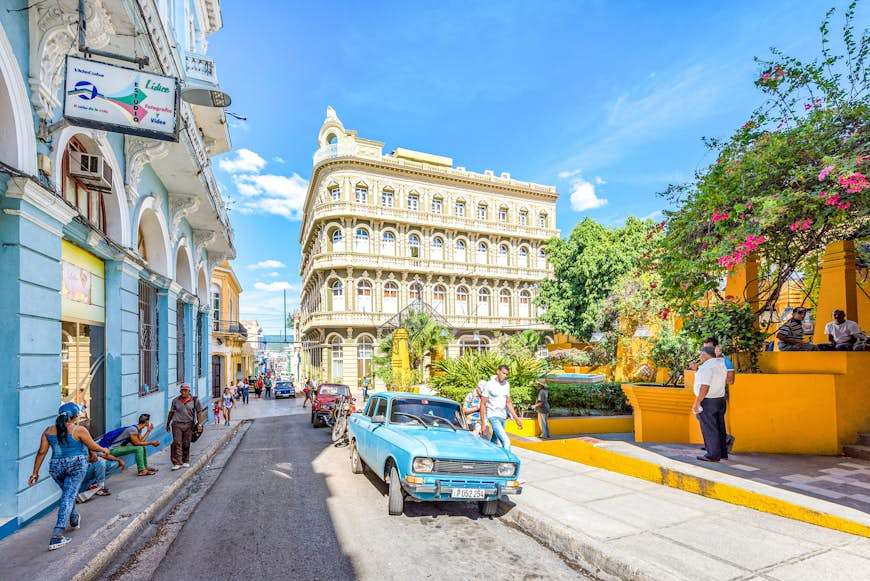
[
  {"xmin": 61, "ymin": 241, "xmax": 106, "ymax": 324},
  {"xmin": 63, "ymin": 56, "xmax": 179, "ymax": 142}
]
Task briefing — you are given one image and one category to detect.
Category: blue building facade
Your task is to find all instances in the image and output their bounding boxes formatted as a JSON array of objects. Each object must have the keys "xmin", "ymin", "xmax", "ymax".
[{"xmin": 0, "ymin": 0, "xmax": 234, "ymax": 536}]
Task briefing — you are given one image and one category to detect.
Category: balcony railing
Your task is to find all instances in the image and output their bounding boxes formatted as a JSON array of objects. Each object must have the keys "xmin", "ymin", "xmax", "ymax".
[
  {"xmin": 301, "ymin": 250, "xmax": 552, "ymax": 287},
  {"xmin": 184, "ymin": 52, "xmax": 218, "ymax": 86},
  {"xmin": 299, "ymin": 310, "xmax": 549, "ymax": 332},
  {"xmin": 212, "ymin": 319, "xmax": 248, "ymax": 337}
]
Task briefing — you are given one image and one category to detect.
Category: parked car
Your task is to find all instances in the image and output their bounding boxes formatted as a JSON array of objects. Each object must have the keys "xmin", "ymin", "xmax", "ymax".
[
  {"xmin": 274, "ymin": 380, "xmax": 295, "ymax": 399},
  {"xmin": 347, "ymin": 392, "xmax": 522, "ymax": 516},
  {"xmin": 311, "ymin": 383, "xmax": 351, "ymax": 427}
]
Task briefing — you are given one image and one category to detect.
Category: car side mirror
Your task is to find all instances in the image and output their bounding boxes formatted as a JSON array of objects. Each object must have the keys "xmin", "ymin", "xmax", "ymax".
[{"xmin": 372, "ymin": 415, "xmax": 386, "ymax": 424}]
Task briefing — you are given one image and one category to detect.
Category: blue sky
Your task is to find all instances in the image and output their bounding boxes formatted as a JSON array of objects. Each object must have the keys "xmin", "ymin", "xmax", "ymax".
[{"xmin": 207, "ymin": 1, "xmax": 860, "ymax": 334}]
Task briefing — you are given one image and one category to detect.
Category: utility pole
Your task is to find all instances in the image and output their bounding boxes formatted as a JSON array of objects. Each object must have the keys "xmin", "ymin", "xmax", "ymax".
[{"xmin": 283, "ymin": 289, "xmax": 287, "ymax": 342}]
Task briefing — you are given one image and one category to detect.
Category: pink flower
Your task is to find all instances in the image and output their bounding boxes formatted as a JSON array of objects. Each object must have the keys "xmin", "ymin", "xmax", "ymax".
[
  {"xmin": 818, "ymin": 166, "xmax": 834, "ymax": 181},
  {"xmin": 837, "ymin": 202, "xmax": 851, "ymax": 210},
  {"xmin": 825, "ymin": 194, "xmax": 841, "ymax": 206},
  {"xmin": 819, "ymin": 190, "xmax": 828, "ymax": 197},
  {"xmin": 805, "ymin": 103, "xmax": 812, "ymax": 110},
  {"xmin": 775, "ymin": 68, "xmax": 785, "ymax": 77},
  {"xmin": 837, "ymin": 172, "xmax": 869, "ymax": 193},
  {"xmin": 711, "ymin": 210, "xmax": 730, "ymax": 223},
  {"xmin": 772, "ymin": 194, "xmax": 779, "ymax": 199},
  {"xmin": 761, "ymin": 73, "xmax": 770, "ymax": 80},
  {"xmin": 745, "ymin": 202, "xmax": 752, "ymax": 209}
]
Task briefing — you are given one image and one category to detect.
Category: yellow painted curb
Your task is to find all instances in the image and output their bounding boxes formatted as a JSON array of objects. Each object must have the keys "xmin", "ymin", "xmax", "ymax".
[{"xmin": 513, "ymin": 438, "xmax": 870, "ymax": 538}]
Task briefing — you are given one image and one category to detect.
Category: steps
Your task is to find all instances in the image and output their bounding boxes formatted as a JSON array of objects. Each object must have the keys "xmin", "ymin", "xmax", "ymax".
[{"xmin": 843, "ymin": 432, "xmax": 870, "ymax": 460}]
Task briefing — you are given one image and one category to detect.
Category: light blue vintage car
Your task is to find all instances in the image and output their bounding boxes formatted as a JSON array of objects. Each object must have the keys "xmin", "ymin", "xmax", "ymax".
[{"xmin": 347, "ymin": 392, "xmax": 522, "ymax": 516}]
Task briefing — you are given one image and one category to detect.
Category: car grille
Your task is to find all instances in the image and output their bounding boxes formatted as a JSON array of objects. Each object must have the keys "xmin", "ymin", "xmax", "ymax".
[{"xmin": 432, "ymin": 460, "xmax": 506, "ymax": 477}]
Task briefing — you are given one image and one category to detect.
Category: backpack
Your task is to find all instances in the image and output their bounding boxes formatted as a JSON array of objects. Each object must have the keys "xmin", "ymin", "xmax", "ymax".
[{"xmin": 98, "ymin": 425, "xmax": 135, "ymax": 448}]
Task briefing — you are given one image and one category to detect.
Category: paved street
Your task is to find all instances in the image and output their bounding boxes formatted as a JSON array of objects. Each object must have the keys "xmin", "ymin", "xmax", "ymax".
[{"xmin": 127, "ymin": 398, "xmax": 584, "ymax": 580}]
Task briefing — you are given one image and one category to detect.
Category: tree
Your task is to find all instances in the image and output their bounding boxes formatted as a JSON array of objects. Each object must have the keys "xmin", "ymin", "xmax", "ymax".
[
  {"xmin": 658, "ymin": 3, "xmax": 869, "ymax": 314},
  {"xmin": 372, "ymin": 311, "xmax": 451, "ymax": 386},
  {"xmin": 537, "ymin": 217, "xmax": 660, "ymax": 339}
]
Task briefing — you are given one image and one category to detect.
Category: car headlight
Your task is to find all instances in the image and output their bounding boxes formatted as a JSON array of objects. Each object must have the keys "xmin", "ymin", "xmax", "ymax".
[
  {"xmin": 412, "ymin": 457, "xmax": 434, "ymax": 473},
  {"xmin": 498, "ymin": 463, "xmax": 516, "ymax": 477}
]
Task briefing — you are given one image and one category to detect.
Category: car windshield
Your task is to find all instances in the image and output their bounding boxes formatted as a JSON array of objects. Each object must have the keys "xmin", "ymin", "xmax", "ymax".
[
  {"xmin": 318, "ymin": 385, "xmax": 349, "ymax": 396},
  {"xmin": 276, "ymin": 382, "xmax": 291, "ymax": 388},
  {"xmin": 390, "ymin": 398, "xmax": 464, "ymax": 428}
]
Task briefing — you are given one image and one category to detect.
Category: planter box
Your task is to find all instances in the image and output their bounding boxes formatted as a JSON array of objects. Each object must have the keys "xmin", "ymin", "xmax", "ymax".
[{"xmin": 507, "ymin": 415, "xmax": 634, "ymax": 437}]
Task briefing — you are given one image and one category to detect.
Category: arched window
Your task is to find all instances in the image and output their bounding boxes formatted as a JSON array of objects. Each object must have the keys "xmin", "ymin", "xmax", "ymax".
[
  {"xmin": 331, "ymin": 280, "xmax": 345, "ymax": 311},
  {"xmin": 538, "ymin": 212, "xmax": 547, "ymax": 228},
  {"xmin": 357, "ymin": 336, "xmax": 373, "ymax": 381},
  {"xmin": 455, "ymin": 200, "xmax": 465, "ymax": 217},
  {"xmin": 431, "ymin": 236, "xmax": 444, "ymax": 261},
  {"xmin": 519, "ymin": 290, "xmax": 531, "ymax": 318},
  {"xmin": 498, "ymin": 206, "xmax": 508, "ymax": 222},
  {"xmin": 498, "ymin": 288, "xmax": 511, "ymax": 317},
  {"xmin": 476, "ymin": 241, "xmax": 488, "ymax": 265},
  {"xmin": 477, "ymin": 204, "xmax": 487, "ymax": 220},
  {"xmin": 357, "ymin": 280, "xmax": 373, "ymax": 312},
  {"xmin": 456, "ymin": 286, "xmax": 469, "ymax": 316},
  {"xmin": 329, "ymin": 336, "xmax": 343, "ymax": 381},
  {"xmin": 408, "ymin": 234, "xmax": 421, "ymax": 258},
  {"xmin": 409, "ymin": 282, "xmax": 422, "ymax": 303},
  {"xmin": 63, "ymin": 138, "xmax": 107, "ymax": 233},
  {"xmin": 326, "ymin": 133, "xmax": 338, "ymax": 145},
  {"xmin": 431, "ymin": 196, "xmax": 443, "ymax": 214},
  {"xmin": 383, "ymin": 281, "xmax": 398, "ymax": 313},
  {"xmin": 331, "ymin": 228, "xmax": 344, "ymax": 252},
  {"xmin": 329, "ymin": 185, "xmax": 341, "ymax": 202},
  {"xmin": 539, "ymin": 248, "xmax": 547, "ymax": 267},
  {"xmin": 455, "ymin": 239, "xmax": 467, "ymax": 263},
  {"xmin": 355, "ymin": 185, "xmax": 368, "ymax": 204},
  {"xmin": 477, "ymin": 288, "xmax": 490, "ymax": 316},
  {"xmin": 498, "ymin": 244, "xmax": 509, "ymax": 266},
  {"xmin": 407, "ymin": 193, "xmax": 419, "ymax": 211},
  {"xmin": 519, "ymin": 210, "xmax": 528, "ymax": 226},
  {"xmin": 354, "ymin": 228, "xmax": 369, "ymax": 253},
  {"xmin": 381, "ymin": 231, "xmax": 396, "ymax": 256},
  {"xmin": 433, "ymin": 285, "xmax": 446, "ymax": 315},
  {"xmin": 381, "ymin": 188, "xmax": 394, "ymax": 208},
  {"xmin": 518, "ymin": 246, "xmax": 529, "ymax": 268}
]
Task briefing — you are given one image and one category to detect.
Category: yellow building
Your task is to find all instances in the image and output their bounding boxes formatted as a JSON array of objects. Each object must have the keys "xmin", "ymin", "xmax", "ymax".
[
  {"xmin": 210, "ymin": 261, "xmax": 254, "ymax": 398},
  {"xmin": 298, "ymin": 107, "xmax": 559, "ymax": 388}
]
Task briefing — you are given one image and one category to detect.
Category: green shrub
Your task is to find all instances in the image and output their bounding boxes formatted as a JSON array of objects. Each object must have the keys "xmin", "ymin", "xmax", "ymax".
[{"xmin": 545, "ymin": 382, "xmax": 631, "ymax": 416}]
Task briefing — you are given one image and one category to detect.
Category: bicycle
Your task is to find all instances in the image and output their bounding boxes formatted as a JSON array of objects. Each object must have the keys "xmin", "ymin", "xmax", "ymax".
[{"xmin": 330, "ymin": 395, "xmax": 353, "ymax": 445}]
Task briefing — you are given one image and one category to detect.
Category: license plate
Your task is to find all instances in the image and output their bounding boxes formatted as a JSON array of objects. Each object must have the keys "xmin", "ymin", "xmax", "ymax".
[{"xmin": 451, "ymin": 488, "xmax": 486, "ymax": 499}]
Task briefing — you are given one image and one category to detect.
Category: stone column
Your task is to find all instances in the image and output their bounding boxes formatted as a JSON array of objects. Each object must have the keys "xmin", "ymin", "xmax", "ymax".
[{"xmin": 814, "ymin": 240, "xmax": 858, "ymax": 344}]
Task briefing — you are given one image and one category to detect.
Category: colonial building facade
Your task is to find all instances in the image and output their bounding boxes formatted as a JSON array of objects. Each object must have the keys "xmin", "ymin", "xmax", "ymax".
[
  {"xmin": 210, "ymin": 262, "xmax": 254, "ymax": 397},
  {"xmin": 298, "ymin": 108, "xmax": 559, "ymax": 389},
  {"xmin": 0, "ymin": 0, "xmax": 233, "ymax": 535}
]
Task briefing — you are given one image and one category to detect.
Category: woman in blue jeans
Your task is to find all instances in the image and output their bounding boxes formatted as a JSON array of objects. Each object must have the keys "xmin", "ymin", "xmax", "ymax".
[{"xmin": 28, "ymin": 402, "xmax": 109, "ymax": 551}]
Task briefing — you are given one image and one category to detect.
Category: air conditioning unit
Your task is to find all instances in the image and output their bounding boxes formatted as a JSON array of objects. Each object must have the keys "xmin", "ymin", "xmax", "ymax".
[{"xmin": 69, "ymin": 151, "xmax": 113, "ymax": 192}]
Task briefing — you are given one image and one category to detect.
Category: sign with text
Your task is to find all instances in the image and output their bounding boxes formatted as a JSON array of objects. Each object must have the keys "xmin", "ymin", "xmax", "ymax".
[{"xmin": 63, "ymin": 56, "xmax": 179, "ymax": 141}]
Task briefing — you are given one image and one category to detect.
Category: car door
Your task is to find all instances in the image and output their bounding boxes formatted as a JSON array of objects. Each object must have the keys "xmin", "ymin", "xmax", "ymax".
[{"xmin": 352, "ymin": 397, "xmax": 380, "ymax": 462}]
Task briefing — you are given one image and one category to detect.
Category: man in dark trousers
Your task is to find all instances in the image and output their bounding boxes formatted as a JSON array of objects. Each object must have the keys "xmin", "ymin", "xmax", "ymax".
[
  {"xmin": 166, "ymin": 384, "xmax": 205, "ymax": 471},
  {"xmin": 692, "ymin": 346, "xmax": 729, "ymax": 462}
]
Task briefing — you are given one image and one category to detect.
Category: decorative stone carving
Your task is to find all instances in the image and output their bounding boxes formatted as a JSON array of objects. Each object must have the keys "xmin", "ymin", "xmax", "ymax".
[
  {"xmin": 170, "ymin": 193, "xmax": 201, "ymax": 236},
  {"xmin": 193, "ymin": 228, "xmax": 218, "ymax": 258},
  {"xmin": 125, "ymin": 137, "xmax": 169, "ymax": 201},
  {"xmin": 29, "ymin": 0, "xmax": 115, "ymax": 121}
]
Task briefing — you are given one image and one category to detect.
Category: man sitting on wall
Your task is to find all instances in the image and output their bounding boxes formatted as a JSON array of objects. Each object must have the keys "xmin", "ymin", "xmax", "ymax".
[
  {"xmin": 824, "ymin": 309, "xmax": 867, "ymax": 351},
  {"xmin": 103, "ymin": 414, "xmax": 160, "ymax": 476},
  {"xmin": 776, "ymin": 308, "xmax": 818, "ymax": 351}
]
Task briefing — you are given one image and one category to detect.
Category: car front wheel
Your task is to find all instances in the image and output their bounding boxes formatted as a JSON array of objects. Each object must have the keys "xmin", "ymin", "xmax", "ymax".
[
  {"xmin": 350, "ymin": 441, "xmax": 364, "ymax": 474},
  {"xmin": 388, "ymin": 465, "xmax": 404, "ymax": 516}
]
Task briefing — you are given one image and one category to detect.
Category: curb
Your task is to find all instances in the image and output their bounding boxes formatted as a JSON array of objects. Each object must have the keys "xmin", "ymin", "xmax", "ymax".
[
  {"xmin": 511, "ymin": 437, "xmax": 870, "ymax": 538},
  {"xmin": 71, "ymin": 421, "xmax": 246, "ymax": 581},
  {"xmin": 497, "ymin": 497, "xmax": 658, "ymax": 581}
]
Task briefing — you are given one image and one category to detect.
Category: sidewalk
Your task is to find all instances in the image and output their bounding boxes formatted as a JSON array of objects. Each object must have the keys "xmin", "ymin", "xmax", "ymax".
[
  {"xmin": 0, "ymin": 420, "xmax": 241, "ymax": 581},
  {"xmin": 503, "ymin": 446, "xmax": 870, "ymax": 580}
]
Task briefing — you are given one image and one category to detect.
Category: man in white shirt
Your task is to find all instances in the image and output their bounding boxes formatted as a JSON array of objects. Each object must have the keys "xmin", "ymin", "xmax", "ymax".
[
  {"xmin": 479, "ymin": 365, "xmax": 523, "ymax": 451},
  {"xmin": 824, "ymin": 310, "xmax": 865, "ymax": 351},
  {"xmin": 692, "ymin": 346, "xmax": 729, "ymax": 463}
]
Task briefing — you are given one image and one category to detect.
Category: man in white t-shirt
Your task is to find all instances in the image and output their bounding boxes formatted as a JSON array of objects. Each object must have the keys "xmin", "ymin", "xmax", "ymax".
[
  {"xmin": 479, "ymin": 364, "xmax": 523, "ymax": 451},
  {"xmin": 824, "ymin": 310, "xmax": 866, "ymax": 351},
  {"xmin": 692, "ymin": 346, "xmax": 729, "ymax": 463}
]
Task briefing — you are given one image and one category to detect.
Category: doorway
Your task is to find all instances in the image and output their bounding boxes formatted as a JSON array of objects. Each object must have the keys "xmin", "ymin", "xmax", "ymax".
[
  {"xmin": 212, "ymin": 355, "xmax": 223, "ymax": 399},
  {"xmin": 61, "ymin": 322, "xmax": 105, "ymax": 437}
]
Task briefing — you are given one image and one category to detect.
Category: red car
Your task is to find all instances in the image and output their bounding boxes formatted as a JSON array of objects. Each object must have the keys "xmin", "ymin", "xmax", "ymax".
[{"xmin": 311, "ymin": 383, "xmax": 351, "ymax": 427}]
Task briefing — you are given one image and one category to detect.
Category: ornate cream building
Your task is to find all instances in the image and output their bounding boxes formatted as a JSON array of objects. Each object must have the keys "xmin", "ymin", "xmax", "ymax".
[{"xmin": 298, "ymin": 107, "xmax": 559, "ymax": 388}]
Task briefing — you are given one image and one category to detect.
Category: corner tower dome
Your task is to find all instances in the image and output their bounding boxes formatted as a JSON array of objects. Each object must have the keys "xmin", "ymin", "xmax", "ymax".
[{"xmin": 318, "ymin": 106, "xmax": 346, "ymax": 148}]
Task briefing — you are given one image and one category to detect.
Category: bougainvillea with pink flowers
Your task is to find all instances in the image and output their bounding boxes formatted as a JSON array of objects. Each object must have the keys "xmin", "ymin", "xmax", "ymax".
[{"xmin": 656, "ymin": 2, "xmax": 869, "ymax": 315}]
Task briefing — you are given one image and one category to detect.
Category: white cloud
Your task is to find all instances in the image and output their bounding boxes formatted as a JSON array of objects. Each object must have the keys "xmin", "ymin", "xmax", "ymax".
[
  {"xmin": 273, "ymin": 156, "xmax": 285, "ymax": 164},
  {"xmin": 253, "ymin": 281, "xmax": 294, "ymax": 292},
  {"xmin": 561, "ymin": 169, "xmax": 608, "ymax": 212},
  {"xmin": 232, "ymin": 172, "xmax": 309, "ymax": 220},
  {"xmin": 248, "ymin": 259, "xmax": 286, "ymax": 270},
  {"xmin": 266, "ymin": 271, "xmax": 280, "ymax": 277},
  {"xmin": 218, "ymin": 149, "xmax": 267, "ymax": 173}
]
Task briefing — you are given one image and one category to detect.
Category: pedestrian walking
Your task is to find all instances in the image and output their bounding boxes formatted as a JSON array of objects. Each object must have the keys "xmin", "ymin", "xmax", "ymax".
[
  {"xmin": 264, "ymin": 376, "xmax": 273, "ymax": 399},
  {"xmin": 362, "ymin": 376, "xmax": 369, "ymax": 401},
  {"xmin": 692, "ymin": 346, "xmax": 729, "ymax": 462},
  {"xmin": 256, "ymin": 376, "xmax": 264, "ymax": 398},
  {"xmin": 28, "ymin": 402, "xmax": 109, "ymax": 550},
  {"xmin": 531, "ymin": 378, "xmax": 551, "ymax": 439},
  {"xmin": 241, "ymin": 380, "xmax": 250, "ymax": 405},
  {"xmin": 222, "ymin": 387, "xmax": 234, "ymax": 425},
  {"xmin": 479, "ymin": 365, "xmax": 524, "ymax": 451},
  {"xmin": 166, "ymin": 384, "xmax": 205, "ymax": 471},
  {"xmin": 303, "ymin": 377, "xmax": 313, "ymax": 408},
  {"xmin": 213, "ymin": 399, "xmax": 221, "ymax": 426},
  {"xmin": 703, "ymin": 337, "xmax": 736, "ymax": 453}
]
